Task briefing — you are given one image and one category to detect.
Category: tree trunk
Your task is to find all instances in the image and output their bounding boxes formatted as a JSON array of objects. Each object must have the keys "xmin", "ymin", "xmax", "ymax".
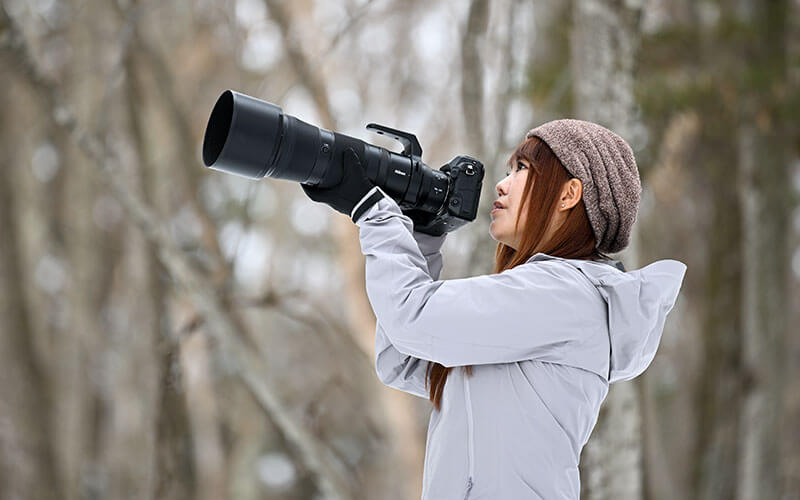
[
  {"xmin": 735, "ymin": 4, "xmax": 791, "ymax": 499},
  {"xmin": 571, "ymin": 1, "xmax": 644, "ymax": 498},
  {"xmin": 0, "ymin": 78, "xmax": 60, "ymax": 500}
]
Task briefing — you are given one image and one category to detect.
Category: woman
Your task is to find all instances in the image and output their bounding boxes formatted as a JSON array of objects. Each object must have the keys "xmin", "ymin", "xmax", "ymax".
[{"xmin": 302, "ymin": 119, "xmax": 688, "ymax": 499}]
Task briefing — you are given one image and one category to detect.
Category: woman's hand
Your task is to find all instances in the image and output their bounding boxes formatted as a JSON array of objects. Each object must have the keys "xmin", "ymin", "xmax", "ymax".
[{"xmin": 300, "ymin": 147, "xmax": 383, "ymax": 222}]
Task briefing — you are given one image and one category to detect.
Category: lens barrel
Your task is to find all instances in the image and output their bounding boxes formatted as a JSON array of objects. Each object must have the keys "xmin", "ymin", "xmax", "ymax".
[{"xmin": 202, "ymin": 90, "xmax": 450, "ymax": 211}]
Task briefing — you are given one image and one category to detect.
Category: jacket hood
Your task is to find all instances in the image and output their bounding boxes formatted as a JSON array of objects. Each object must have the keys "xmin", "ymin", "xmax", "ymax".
[{"xmin": 526, "ymin": 253, "xmax": 688, "ymax": 383}]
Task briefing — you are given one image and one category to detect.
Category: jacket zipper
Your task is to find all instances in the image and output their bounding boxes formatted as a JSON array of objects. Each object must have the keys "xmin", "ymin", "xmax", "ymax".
[{"xmin": 463, "ymin": 368, "xmax": 475, "ymax": 499}]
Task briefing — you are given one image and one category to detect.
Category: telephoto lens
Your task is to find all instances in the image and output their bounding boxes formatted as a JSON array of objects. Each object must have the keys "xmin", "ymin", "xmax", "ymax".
[{"xmin": 202, "ymin": 90, "xmax": 485, "ymax": 235}]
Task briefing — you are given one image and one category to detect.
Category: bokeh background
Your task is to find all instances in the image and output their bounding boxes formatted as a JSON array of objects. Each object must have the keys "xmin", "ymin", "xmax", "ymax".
[{"xmin": 1, "ymin": 0, "xmax": 798, "ymax": 499}]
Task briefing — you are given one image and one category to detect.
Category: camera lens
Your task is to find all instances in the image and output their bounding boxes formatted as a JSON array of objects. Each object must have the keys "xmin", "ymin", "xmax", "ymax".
[{"xmin": 202, "ymin": 90, "xmax": 455, "ymax": 213}]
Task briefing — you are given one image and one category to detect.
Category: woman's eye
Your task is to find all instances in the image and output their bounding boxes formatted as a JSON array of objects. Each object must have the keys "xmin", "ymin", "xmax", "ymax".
[{"xmin": 505, "ymin": 161, "xmax": 527, "ymax": 176}]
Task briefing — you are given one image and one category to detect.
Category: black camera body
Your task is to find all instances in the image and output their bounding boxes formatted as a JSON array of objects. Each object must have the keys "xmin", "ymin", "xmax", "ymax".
[
  {"xmin": 396, "ymin": 154, "xmax": 483, "ymax": 236},
  {"xmin": 202, "ymin": 90, "xmax": 484, "ymax": 236}
]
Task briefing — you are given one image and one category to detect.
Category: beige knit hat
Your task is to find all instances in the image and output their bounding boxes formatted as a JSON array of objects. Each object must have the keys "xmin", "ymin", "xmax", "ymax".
[{"xmin": 526, "ymin": 119, "xmax": 642, "ymax": 254}]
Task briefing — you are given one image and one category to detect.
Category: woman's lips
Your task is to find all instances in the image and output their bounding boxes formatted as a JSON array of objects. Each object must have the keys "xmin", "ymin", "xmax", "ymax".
[{"xmin": 491, "ymin": 207, "xmax": 504, "ymax": 214}]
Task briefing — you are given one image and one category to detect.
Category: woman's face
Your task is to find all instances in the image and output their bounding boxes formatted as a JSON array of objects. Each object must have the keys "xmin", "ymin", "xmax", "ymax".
[{"xmin": 490, "ymin": 158, "xmax": 530, "ymax": 250}]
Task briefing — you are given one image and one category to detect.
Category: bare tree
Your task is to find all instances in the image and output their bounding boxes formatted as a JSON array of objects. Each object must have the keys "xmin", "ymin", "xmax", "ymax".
[{"xmin": 570, "ymin": 1, "xmax": 645, "ymax": 498}]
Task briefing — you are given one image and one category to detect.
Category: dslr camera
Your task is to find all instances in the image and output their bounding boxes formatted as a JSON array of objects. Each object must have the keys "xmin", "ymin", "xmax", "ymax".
[{"xmin": 202, "ymin": 90, "xmax": 484, "ymax": 236}]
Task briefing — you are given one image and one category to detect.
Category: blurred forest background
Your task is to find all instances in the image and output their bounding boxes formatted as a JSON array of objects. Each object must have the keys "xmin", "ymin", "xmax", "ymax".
[{"xmin": 0, "ymin": 0, "xmax": 798, "ymax": 499}]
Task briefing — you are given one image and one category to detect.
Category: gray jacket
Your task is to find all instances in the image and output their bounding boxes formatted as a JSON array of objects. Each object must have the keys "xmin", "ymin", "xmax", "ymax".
[{"xmin": 354, "ymin": 189, "xmax": 688, "ymax": 499}]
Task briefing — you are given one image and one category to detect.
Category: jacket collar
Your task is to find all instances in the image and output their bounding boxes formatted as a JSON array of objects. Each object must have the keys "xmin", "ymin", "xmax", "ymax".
[{"xmin": 525, "ymin": 252, "xmax": 626, "ymax": 272}]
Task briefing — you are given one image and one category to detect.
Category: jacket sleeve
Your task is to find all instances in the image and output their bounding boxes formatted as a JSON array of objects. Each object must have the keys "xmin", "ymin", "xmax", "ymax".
[
  {"xmin": 355, "ymin": 191, "xmax": 605, "ymax": 369},
  {"xmin": 373, "ymin": 224, "xmax": 447, "ymax": 398}
]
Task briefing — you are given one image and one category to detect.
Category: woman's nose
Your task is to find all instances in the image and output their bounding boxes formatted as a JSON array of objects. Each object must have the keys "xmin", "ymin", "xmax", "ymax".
[{"xmin": 496, "ymin": 178, "xmax": 507, "ymax": 196}]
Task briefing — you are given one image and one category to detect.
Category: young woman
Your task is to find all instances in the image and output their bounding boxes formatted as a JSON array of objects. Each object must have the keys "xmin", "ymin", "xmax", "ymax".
[{"xmin": 303, "ymin": 118, "xmax": 688, "ymax": 499}]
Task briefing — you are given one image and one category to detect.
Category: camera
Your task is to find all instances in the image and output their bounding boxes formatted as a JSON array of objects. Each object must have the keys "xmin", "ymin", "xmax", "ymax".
[{"xmin": 202, "ymin": 90, "xmax": 484, "ymax": 235}]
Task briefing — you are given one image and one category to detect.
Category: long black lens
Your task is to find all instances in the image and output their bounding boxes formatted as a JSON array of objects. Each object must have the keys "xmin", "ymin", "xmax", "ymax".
[{"xmin": 202, "ymin": 90, "xmax": 450, "ymax": 212}]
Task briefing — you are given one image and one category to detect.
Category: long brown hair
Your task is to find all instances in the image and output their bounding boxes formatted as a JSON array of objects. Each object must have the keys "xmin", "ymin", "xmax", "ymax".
[{"xmin": 424, "ymin": 136, "xmax": 613, "ymax": 411}]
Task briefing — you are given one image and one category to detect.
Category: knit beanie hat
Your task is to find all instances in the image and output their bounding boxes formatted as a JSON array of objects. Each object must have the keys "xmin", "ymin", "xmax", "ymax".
[{"xmin": 526, "ymin": 119, "xmax": 641, "ymax": 254}]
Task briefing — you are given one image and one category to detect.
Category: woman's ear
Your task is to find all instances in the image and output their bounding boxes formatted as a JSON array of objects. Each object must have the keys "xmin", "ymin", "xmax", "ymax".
[{"xmin": 561, "ymin": 178, "xmax": 583, "ymax": 209}]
